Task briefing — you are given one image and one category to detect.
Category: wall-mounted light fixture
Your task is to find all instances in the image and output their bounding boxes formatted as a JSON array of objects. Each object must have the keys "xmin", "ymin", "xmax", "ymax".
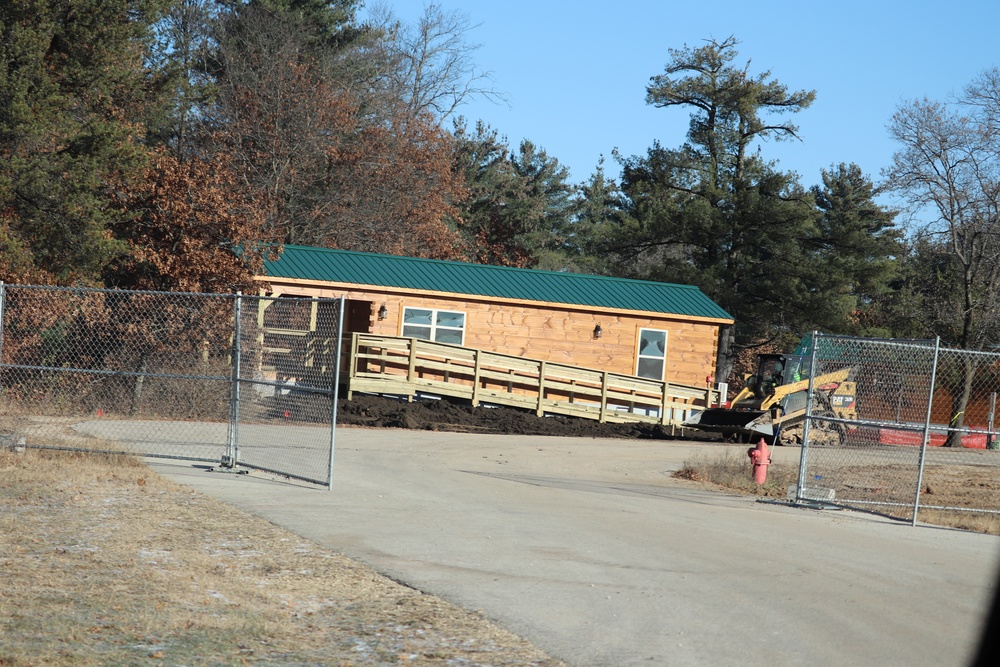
[
  {"xmin": 378, "ymin": 304, "xmax": 388, "ymax": 320},
  {"xmin": 593, "ymin": 323, "xmax": 602, "ymax": 339}
]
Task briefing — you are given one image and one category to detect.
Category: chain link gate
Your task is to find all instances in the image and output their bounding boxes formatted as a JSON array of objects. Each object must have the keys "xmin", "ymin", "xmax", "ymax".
[
  {"xmin": 0, "ymin": 284, "xmax": 344, "ymax": 489},
  {"xmin": 230, "ymin": 293, "xmax": 345, "ymax": 487},
  {"xmin": 794, "ymin": 334, "xmax": 1000, "ymax": 525}
]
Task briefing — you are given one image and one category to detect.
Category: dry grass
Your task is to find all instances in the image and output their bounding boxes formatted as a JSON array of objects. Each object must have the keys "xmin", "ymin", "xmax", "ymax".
[
  {"xmin": 674, "ymin": 449, "xmax": 1000, "ymax": 535},
  {"xmin": 0, "ymin": 448, "xmax": 565, "ymax": 667},
  {"xmin": 916, "ymin": 509, "xmax": 1000, "ymax": 535},
  {"xmin": 673, "ymin": 448, "xmax": 799, "ymax": 499}
]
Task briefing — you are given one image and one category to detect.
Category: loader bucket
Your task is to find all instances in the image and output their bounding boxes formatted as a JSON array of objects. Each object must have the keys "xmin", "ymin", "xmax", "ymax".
[{"xmin": 684, "ymin": 408, "xmax": 775, "ymax": 440}]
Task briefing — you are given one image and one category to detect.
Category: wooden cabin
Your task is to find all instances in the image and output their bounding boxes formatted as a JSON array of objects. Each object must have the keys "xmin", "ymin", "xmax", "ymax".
[{"xmin": 257, "ymin": 245, "xmax": 733, "ymax": 389}]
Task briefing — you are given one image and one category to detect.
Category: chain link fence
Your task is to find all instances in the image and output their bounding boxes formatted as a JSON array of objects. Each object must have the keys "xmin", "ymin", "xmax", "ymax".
[
  {"xmin": 0, "ymin": 284, "xmax": 344, "ymax": 488},
  {"xmin": 794, "ymin": 334, "xmax": 1000, "ymax": 524}
]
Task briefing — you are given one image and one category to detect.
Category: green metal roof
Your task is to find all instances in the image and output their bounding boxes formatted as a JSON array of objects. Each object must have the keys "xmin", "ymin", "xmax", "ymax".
[{"xmin": 264, "ymin": 245, "xmax": 733, "ymax": 321}]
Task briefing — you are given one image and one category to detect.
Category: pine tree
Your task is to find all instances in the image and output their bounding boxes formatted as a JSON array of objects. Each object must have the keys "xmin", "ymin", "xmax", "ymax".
[
  {"xmin": 0, "ymin": 0, "xmax": 168, "ymax": 283},
  {"xmin": 607, "ymin": 37, "xmax": 820, "ymax": 380}
]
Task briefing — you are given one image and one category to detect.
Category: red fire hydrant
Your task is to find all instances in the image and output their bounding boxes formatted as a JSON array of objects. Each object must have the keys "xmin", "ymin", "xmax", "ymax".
[{"xmin": 748, "ymin": 438, "xmax": 771, "ymax": 485}]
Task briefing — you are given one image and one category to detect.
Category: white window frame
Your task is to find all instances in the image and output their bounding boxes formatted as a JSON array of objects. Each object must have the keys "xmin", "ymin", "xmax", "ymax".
[
  {"xmin": 635, "ymin": 328, "xmax": 667, "ymax": 380},
  {"xmin": 401, "ymin": 307, "xmax": 466, "ymax": 345}
]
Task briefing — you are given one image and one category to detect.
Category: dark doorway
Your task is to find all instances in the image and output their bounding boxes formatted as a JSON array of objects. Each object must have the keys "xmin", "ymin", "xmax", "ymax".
[{"xmin": 345, "ymin": 299, "xmax": 373, "ymax": 334}]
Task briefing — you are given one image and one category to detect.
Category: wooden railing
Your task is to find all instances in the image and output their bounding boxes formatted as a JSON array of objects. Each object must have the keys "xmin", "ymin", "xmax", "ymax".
[{"xmin": 346, "ymin": 333, "xmax": 718, "ymax": 428}]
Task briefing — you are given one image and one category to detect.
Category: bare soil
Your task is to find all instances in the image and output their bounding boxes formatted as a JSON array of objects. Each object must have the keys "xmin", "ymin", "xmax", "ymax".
[{"xmin": 336, "ymin": 393, "xmax": 703, "ymax": 440}]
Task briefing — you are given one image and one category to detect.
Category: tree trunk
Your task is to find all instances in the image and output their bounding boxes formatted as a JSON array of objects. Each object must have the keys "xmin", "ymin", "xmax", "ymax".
[
  {"xmin": 943, "ymin": 356, "xmax": 976, "ymax": 448},
  {"xmin": 131, "ymin": 350, "xmax": 149, "ymax": 416},
  {"xmin": 715, "ymin": 324, "xmax": 735, "ymax": 386}
]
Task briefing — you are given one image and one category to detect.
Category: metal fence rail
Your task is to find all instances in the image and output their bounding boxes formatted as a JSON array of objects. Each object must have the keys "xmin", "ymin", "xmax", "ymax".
[
  {"xmin": 795, "ymin": 334, "xmax": 1000, "ymax": 524},
  {"xmin": 0, "ymin": 284, "xmax": 344, "ymax": 488}
]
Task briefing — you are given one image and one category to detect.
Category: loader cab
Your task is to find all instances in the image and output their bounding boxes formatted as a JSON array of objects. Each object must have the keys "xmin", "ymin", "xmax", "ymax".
[
  {"xmin": 747, "ymin": 354, "xmax": 811, "ymax": 399},
  {"xmin": 782, "ymin": 355, "xmax": 810, "ymax": 384},
  {"xmin": 750, "ymin": 354, "xmax": 786, "ymax": 398}
]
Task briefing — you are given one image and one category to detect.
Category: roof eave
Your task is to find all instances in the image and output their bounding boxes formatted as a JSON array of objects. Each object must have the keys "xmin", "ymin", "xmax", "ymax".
[{"xmin": 257, "ymin": 275, "xmax": 735, "ymax": 326}]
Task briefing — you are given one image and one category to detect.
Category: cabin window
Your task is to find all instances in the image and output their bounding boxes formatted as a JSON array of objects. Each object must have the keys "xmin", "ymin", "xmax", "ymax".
[
  {"xmin": 636, "ymin": 328, "xmax": 667, "ymax": 380},
  {"xmin": 402, "ymin": 307, "xmax": 466, "ymax": 344}
]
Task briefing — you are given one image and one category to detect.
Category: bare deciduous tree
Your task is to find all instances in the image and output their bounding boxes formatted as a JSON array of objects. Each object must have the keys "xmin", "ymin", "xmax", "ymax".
[
  {"xmin": 887, "ymin": 68, "xmax": 1000, "ymax": 444},
  {"xmin": 887, "ymin": 77, "xmax": 1000, "ymax": 350},
  {"xmin": 366, "ymin": 2, "xmax": 507, "ymax": 121}
]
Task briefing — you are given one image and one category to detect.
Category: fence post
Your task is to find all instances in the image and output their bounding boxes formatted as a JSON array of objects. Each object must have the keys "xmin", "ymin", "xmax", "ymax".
[
  {"xmin": 989, "ymin": 393, "xmax": 998, "ymax": 450},
  {"xmin": 224, "ymin": 292, "xmax": 243, "ymax": 469},
  {"xmin": 912, "ymin": 336, "xmax": 941, "ymax": 527},
  {"xmin": 599, "ymin": 370, "xmax": 609, "ymax": 424},
  {"xmin": 537, "ymin": 361, "xmax": 546, "ymax": 417},
  {"xmin": 471, "ymin": 348, "xmax": 481, "ymax": 407},
  {"xmin": 0, "ymin": 282, "xmax": 5, "ymax": 386},
  {"xmin": 795, "ymin": 331, "xmax": 820, "ymax": 503},
  {"xmin": 660, "ymin": 382, "xmax": 670, "ymax": 426},
  {"xmin": 407, "ymin": 338, "xmax": 417, "ymax": 402},
  {"xmin": 347, "ymin": 332, "xmax": 358, "ymax": 400},
  {"xmin": 327, "ymin": 296, "xmax": 345, "ymax": 490}
]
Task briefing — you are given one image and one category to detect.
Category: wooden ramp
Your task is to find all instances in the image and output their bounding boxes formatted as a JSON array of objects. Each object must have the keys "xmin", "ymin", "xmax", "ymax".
[{"xmin": 346, "ymin": 333, "xmax": 718, "ymax": 429}]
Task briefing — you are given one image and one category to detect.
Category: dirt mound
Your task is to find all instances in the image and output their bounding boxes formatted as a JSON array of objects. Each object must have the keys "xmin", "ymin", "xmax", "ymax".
[{"xmin": 337, "ymin": 393, "xmax": 712, "ymax": 440}]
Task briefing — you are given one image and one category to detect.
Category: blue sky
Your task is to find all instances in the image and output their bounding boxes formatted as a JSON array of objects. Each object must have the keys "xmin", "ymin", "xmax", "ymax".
[{"xmin": 367, "ymin": 0, "xmax": 999, "ymax": 192}]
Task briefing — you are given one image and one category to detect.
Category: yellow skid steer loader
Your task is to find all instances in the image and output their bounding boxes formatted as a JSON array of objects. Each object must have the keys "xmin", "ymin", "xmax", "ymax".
[{"xmin": 684, "ymin": 354, "xmax": 856, "ymax": 446}]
